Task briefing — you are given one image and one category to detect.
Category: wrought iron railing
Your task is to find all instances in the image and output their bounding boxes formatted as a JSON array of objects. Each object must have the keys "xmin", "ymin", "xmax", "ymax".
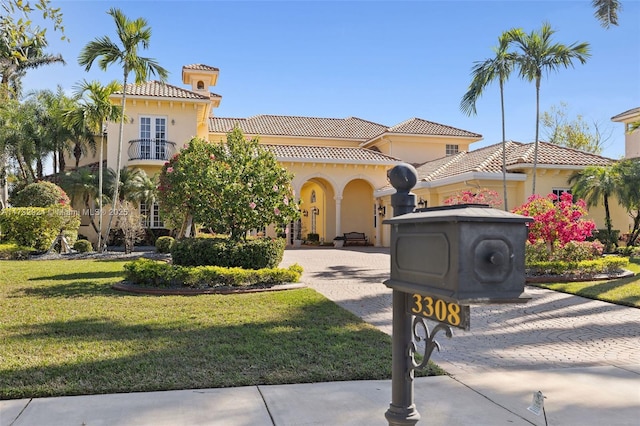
[{"xmin": 127, "ymin": 139, "xmax": 176, "ymax": 161}]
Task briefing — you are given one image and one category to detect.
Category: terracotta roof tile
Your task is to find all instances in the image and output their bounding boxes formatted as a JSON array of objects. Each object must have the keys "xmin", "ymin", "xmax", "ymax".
[
  {"xmin": 388, "ymin": 117, "xmax": 482, "ymax": 138},
  {"xmin": 209, "ymin": 115, "xmax": 481, "ymax": 140},
  {"xmin": 264, "ymin": 144, "xmax": 401, "ymax": 164},
  {"xmin": 415, "ymin": 141, "xmax": 614, "ymax": 182},
  {"xmin": 116, "ymin": 81, "xmax": 210, "ymax": 100},
  {"xmin": 182, "ymin": 64, "xmax": 219, "ymax": 72}
]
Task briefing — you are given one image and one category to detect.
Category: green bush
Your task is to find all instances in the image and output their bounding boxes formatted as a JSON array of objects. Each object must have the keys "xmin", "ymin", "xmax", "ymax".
[
  {"xmin": 526, "ymin": 256, "xmax": 629, "ymax": 277},
  {"xmin": 525, "ymin": 239, "xmax": 604, "ymax": 264},
  {"xmin": 123, "ymin": 258, "xmax": 303, "ymax": 288},
  {"xmin": 155, "ymin": 236, "xmax": 175, "ymax": 253},
  {"xmin": 73, "ymin": 240, "xmax": 93, "ymax": 253},
  {"xmin": 10, "ymin": 181, "xmax": 70, "ymax": 207},
  {"xmin": 0, "ymin": 243, "xmax": 32, "ymax": 260},
  {"xmin": 171, "ymin": 237, "xmax": 286, "ymax": 269},
  {"xmin": 0, "ymin": 207, "xmax": 80, "ymax": 251}
]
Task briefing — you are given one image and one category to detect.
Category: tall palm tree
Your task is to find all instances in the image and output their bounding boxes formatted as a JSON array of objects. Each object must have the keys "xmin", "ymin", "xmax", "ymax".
[
  {"xmin": 78, "ymin": 7, "xmax": 168, "ymax": 248},
  {"xmin": 592, "ymin": 0, "xmax": 622, "ymax": 28},
  {"xmin": 569, "ymin": 165, "xmax": 620, "ymax": 251},
  {"xmin": 508, "ymin": 22, "xmax": 590, "ymax": 195},
  {"xmin": 66, "ymin": 80, "xmax": 123, "ymax": 250},
  {"xmin": 460, "ymin": 33, "xmax": 514, "ymax": 210}
]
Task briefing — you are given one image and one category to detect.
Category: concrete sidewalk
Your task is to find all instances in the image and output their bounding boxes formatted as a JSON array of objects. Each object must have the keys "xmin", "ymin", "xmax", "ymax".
[{"xmin": 3, "ymin": 365, "xmax": 639, "ymax": 425}]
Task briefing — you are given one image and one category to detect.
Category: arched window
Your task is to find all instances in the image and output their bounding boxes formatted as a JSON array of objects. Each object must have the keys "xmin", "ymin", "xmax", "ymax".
[
  {"xmin": 310, "ymin": 190, "xmax": 316, "ymax": 203},
  {"xmin": 197, "ymin": 81, "xmax": 205, "ymax": 90}
]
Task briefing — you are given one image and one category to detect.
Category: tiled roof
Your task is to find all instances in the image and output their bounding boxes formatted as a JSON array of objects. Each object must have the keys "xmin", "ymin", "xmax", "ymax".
[
  {"xmin": 209, "ymin": 115, "xmax": 481, "ymax": 140},
  {"xmin": 115, "ymin": 81, "xmax": 210, "ymax": 100},
  {"xmin": 183, "ymin": 64, "xmax": 219, "ymax": 72},
  {"xmin": 387, "ymin": 117, "xmax": 482, "ymax": 138},
  {"xmin": 264, "ymin": 144, "xmax": 401, "ymax": 164},
  {"xmin": 416, "ymin": 141, "xmax": 614, "ymax": 182},
  {"xmin": 611, "ymin": 107, "xmax": 640, "ymax": 121},
  {"xmin": 209, "ymin": 115, "xmax": 388, "ymax": 140}
]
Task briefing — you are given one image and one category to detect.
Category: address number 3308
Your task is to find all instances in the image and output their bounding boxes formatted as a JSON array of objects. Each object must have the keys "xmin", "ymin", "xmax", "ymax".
[{"xmin": 408, "ymin": 294, "xmax": 470, "ymax": 330}]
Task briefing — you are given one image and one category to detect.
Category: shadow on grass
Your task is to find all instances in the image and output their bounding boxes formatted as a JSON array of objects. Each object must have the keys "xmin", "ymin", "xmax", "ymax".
[
  {"xmin": 29, "ymin": 271, "xmax": 124, "ymax": 281},
  {"xmin": 1, "ymin": 294, "xmax": 398, "ymax": 399},
  {"xmin": 14, "ymin": 280, "xmax": 129, "ymax": 298}
]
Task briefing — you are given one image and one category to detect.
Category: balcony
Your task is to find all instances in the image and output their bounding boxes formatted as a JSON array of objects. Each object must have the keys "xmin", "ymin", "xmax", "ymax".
[{"xmin": 127, "ymin": 139, "xmax": 177, "ymax": 166}]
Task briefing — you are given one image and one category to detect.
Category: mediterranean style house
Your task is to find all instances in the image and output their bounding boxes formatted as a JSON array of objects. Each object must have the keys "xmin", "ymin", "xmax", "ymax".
[{"xmin": 71, "ymin": 64, "xmax": 632, "ymax": 247}]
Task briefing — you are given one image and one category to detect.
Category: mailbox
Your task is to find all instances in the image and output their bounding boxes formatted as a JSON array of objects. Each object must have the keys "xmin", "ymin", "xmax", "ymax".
[{"xmin": 384, "ymin": 204, "xmax": 533, "ymax": 305}]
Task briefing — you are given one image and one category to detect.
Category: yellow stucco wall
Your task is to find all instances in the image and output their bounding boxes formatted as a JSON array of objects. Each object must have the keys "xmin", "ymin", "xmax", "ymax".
[{"xmin": 370, "ymin": 135, "xmax": 472, "ymax": 164}]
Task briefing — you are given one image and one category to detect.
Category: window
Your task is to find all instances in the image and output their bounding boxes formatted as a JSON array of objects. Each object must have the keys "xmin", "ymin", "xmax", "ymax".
[
  {"xmin": 197, "ymin": 80, "xmax": 204, "ymax": 90},
  {"xmin": 140, "ymin": 116, "xmax": 167, "ymax": 160},
  {"xmin": 310, "ymin": 190, "xmax": 316, "ymax": 203},
  {"xmin": 140, "ymin": 201, "xmax": 164, "ymax": 228},
  {"xmin": 446, "ymin": 144, "xmax": 459, "ymax": 156},
  {"xmin": 552, "ymin": 188, "xmax": 572, "ymax": 203}
]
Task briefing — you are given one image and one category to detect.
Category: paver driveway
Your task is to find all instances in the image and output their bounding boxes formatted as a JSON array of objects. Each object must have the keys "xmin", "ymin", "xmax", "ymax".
[{"xmin": 281, "ymin": 246, "xmax": 640, "ymax": 376}]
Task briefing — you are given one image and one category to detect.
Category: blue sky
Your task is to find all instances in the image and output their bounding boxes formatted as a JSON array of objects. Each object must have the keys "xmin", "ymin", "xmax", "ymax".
[{"xmin": 22, "ymin": 0, "xmax": 640, "ymax": 159}]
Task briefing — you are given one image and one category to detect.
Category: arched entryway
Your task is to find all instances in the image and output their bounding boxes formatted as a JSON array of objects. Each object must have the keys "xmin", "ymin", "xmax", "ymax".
[
  {"xmin": 299, "ymin": 178, "xmax": 336, "ymax": 243},
  {"xmin": 341, "ymin": 178, "xmax": 375, "ymax": 244}
]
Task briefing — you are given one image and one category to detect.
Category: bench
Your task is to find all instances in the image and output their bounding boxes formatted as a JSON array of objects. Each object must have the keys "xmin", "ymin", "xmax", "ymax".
[{"xmin": 343, "ymin": 232, "xmax": 368, "ymax": 246}]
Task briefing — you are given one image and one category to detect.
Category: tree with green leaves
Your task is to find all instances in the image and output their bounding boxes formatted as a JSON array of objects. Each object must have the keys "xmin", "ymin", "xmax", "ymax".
[
  {"xmin": 78, "ymin": 7, "xmax": 168, "ymax": 246},
  {"xmin": 507, "ymin": 23, "xmax": 590, "ymax": 195},
  {"xmin": 59, "ymin": 168, "xmax": 101, "ymax": 237},
  {"xmin": 65, "ymin": 80, "xmax": 122, "ymax": 249},
  {"xmin": 569, "ymin": 165, "xmax": 621, "ymax": 251},
  {"xmin": 158, "ymin": 129, "xmax": 299, "ymax": 242},
  {"xmin": 460, "ymin": 33, "xmax": 514, "ymax": 210},
  {"xmin": 612, "ymin": 159, "xmax": 640, "ymax": 246},
  {"xmin": 542, "ymin": 103, "xmax": 609, "ymax": 154}
]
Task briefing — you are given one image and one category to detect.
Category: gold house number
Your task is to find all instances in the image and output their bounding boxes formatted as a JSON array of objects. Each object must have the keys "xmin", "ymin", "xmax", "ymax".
[{"xmin": 408, "ymin": 293, "xmax": 470, "ymax": 330}]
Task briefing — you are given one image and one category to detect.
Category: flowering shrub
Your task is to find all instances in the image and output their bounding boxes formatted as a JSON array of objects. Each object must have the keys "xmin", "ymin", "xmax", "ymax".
[
  {"xmin": 444, "ymin": 188, "xmax": 502, "ymax": 208},
  {"xmin": 0, "ymin": 206, "xmax": 80, "ymax": 251},
  {"xmin": 512, "ymin": 192, "xmax": 596, "ymax": 251},
  {"xmin": 158, "ymin": 128, "xmax": 299, "ymax": 241}
]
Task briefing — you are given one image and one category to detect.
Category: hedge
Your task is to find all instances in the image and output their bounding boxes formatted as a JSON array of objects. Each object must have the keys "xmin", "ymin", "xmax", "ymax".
[
  {"xmin": 123, "ymin": 258, "xmax": 303, "ymax": 289},
  {"xmin": 526, "ymin": 256, "xmax": 629, "ymax": 277},
  {"xmin": 0, "ymin": 243, "xmax": 33, "ymax": 260},
  {"xmin": 0, "ymin": 207, "xmax": 80, "ymax": 251},
  {"xmin": 171, "ymin": 237, "xmax": 286, "ymax": 269}
]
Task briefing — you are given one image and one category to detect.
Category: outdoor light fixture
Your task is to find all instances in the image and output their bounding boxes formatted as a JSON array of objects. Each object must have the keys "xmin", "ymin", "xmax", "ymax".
[
  {"xmin": 417, "ymin": 198, "xmax": 426, "ymax": 209},
  {"xmin": 171, "ymin": 119, "xmax": 175, "ymax": 125},
  {"xmin": 302, "ymin": 209, "xmax": 308, "ymax": 217},
  {"xmin": 378, "ymin": 205, "xmax": 386, "ymax": 216},
  {"xmin": 312, "ymin": 206, "xmax": 320, "ymax": 215}
]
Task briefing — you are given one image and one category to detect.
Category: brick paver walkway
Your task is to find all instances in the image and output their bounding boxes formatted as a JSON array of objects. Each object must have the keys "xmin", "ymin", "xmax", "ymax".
[{"xmin": 281, "ymin": 247, "xmax": 640, "ymax": 376}]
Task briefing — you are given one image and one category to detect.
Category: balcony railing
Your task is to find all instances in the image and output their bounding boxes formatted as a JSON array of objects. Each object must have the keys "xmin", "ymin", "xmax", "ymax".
[{"xmin": 128, "ymin": 139, "xmax": 177, "ymax": 162}]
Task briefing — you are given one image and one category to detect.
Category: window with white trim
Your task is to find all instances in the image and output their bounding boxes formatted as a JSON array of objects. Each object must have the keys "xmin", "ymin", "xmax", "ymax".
[
  {"xmin": 140, "ymin": 201, "xmax": 164, "ymax": 228},
  {"xmin": 446, "ymin": 144, "xmax": 459, "ymax": 156},
  {"xmin": 140, "ymin": 116, "xmax": 167, "ymax": 160}
]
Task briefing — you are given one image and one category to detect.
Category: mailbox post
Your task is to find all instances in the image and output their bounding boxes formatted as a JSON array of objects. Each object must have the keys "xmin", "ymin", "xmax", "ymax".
[{"xmin": 383, "ymin": 164, "xmax": 533, "ymax": 425}]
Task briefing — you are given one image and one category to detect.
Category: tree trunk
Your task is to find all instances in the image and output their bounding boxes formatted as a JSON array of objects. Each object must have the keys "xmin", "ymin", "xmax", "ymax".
[
  {"xmin": 531, "ymin": 76, "xmax": 541, "ymax": 196},
  {"xmin": 500, "ymin": 79, "xmax": 507, "ymax": 210}
]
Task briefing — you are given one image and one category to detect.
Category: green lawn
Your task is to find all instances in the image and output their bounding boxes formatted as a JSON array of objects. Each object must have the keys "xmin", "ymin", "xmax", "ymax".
[
  {"xmin": 532, "ymin": 258, "xmax": 640, "ymax": 308},
  {"xmin": 0, "ymin": 259, "xmax": 442, "ymax": 400}
]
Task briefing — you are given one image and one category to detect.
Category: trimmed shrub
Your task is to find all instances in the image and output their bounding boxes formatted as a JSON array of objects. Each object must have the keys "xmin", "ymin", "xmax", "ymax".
[
  {"xmin": 526, "ymin": 256, "xmax": 629, "ymax": 277},
  {"xmin": 0, "ymin": 243, "xmax": 32, "ymax": 260},
  {"xmin": 123, "ymin": 258, "xmax": 303, "ymax": 288},
  {"xmin": 525, "ymin": 239, "xmax": 603, "ymax": 264},
  {"xmin": 155, "ymin": 236, "xmax": 175, "ymax": 253},
  {"xmin": 171, "ymin": 237, "xmax": 286, "ymax": 269},
  {"xmin": 10, "ymin": 181, "xmax": 70, "ymax": 207},
  {"xmin": 73, "ymin": 240, "xmax": 93, "ymax": 253},
  {"xmin": 0, "ymin": 207, "xmax": 80, "ymax": 251}
]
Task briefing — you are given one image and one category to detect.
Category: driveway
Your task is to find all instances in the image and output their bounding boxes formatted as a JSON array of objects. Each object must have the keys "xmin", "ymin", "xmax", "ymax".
[{"xmin": 281, "ymin": 246, "xmax": 640, "ymax": 376}]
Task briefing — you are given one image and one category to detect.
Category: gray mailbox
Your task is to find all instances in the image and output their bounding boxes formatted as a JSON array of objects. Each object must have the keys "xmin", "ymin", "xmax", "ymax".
[{"xmin": 384, "ymin": 204, "xmax": 533, "ymax": 305}]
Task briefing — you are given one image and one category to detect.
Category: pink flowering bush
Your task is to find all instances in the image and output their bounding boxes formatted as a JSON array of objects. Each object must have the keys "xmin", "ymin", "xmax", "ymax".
[
  {"xmin": 444, "ymin": 188, "xmax": 502, "ymax": 208},
  {"xmin": 512, "ymin": 192, "xmax": 597, "ymax": 262}
]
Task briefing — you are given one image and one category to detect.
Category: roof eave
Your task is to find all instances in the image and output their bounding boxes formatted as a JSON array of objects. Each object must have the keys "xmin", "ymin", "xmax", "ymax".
[{"xmin": 361, "ymin": 132, "xmax": 483, "ymax": 148}]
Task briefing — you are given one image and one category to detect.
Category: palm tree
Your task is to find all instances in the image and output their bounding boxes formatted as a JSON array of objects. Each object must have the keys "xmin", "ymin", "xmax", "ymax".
[
  {"xmin": 569, "ymin": 165, "xmax": 620, "ymax": 251},
  {"xmin": 460, "ymin": 33, "xmax": 514, "ymax": 210},
  {"xmin": 507, "ymin": 22, "xmax": 590, "ymax": 195},
  {"xmin": 78, "ymin": 7, "xmax": 168, "ymax": 248},
  {"xmin": 66, "ymin": 80, "xmax": 123, "ymax": 250},
  {"xmin": 592, "ymin": 0, "xmax": 622, "ymax": 28}
]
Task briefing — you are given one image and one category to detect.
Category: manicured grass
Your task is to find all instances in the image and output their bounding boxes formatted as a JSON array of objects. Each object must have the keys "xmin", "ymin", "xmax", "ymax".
[
  {"xmin": 532, "ymin": 258, "xmax": 640, "ymax": 308},
  {"xmin": 0, "ymin": 259, "xmax": 442, "ymax": 400}
]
